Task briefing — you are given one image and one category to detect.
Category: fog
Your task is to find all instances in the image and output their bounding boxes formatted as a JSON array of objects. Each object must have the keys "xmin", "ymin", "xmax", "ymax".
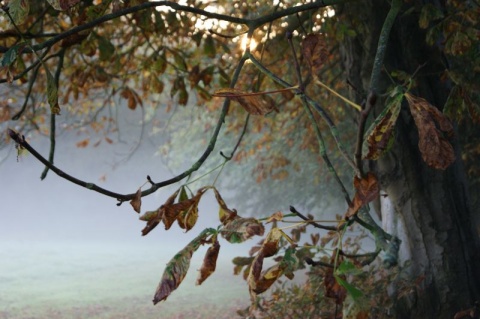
[{"xmin": 0, "ymin": 123, "xmax": 253, "ymax": 318}]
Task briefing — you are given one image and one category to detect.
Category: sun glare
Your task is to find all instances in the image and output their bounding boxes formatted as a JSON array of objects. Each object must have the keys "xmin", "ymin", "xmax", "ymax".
[{"xmin": 239, "ymin": 34, "xmax": 258, "ymax": 51}]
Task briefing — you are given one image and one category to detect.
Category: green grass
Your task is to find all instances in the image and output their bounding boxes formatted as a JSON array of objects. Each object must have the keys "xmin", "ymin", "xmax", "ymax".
[{"xmin": 0, "ymin": 241, "xmax": 250, "ymax": 319}]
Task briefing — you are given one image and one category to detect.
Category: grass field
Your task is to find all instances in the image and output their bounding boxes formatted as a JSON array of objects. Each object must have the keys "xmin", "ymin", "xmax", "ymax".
[{"xmin": 0, "ymin": 241, "xmax": 250, "ymax": 319}]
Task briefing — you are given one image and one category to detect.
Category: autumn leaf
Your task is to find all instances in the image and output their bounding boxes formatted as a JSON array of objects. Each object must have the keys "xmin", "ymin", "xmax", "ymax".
[
  {"xmin": 153, "ymin": 228, "xmax": 215, "ymax": 304},
  {"xmin": 213, "ymin": 187, "xmax": 238, "ymax": 225},
  {"xmin": 76, "ymin": 139, "xmax": 89, "ymax": 148},
  {"xmin": 213, "ymin": 88, "xmax": 278, "ymax": 115},
  {"xmin": 141, "ymin": 188, "xmax": 180, "ymax": 236},
  {"xmin": 130, "ymin": 188, "xmax": 142, "ymax": 214},
  {"xmin": 364, "ymin": 91, "xmax": 403, "ymax": 160},
  {"xmin": 196, "ymin": 239, "xmax": 220, "ymax": 285},
  {"xmin": 345, "ymin": 172, "xmax": 379, "ymax": 219},
  {"xmin": 45, "ymin": 66, "xmax": 60, "ymax": 115},
  {"xmin": 173, "ymin": 187, "xmax": 207, "ymax": 232},
  {"xmin": 405, "ymin": 93, "xmax": 455, "ymax": 170},
  {"xmin": 265, "ymin": 211, "xmax": 283, "ymax": 224},
  {"xmin": 302, "ymin": 33, "xmax": 328, "ymax": 75},
  {"xmin": 249, "ymin": 247, "xmax": 298, "ymax": 295},
  {"xmin": 221, "ymin": 217, "xmax": 265, "ymax": 244}
]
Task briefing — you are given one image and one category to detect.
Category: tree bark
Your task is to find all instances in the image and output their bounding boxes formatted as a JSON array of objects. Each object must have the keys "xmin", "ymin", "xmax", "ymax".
[{"xmin": 339, "ymin": 1, "xmax": 480, "ymax": 317}]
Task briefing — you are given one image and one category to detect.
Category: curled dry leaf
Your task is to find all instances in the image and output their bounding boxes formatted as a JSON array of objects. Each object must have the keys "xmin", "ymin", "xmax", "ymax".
[
  {"xmin": 130, "ymin": 188, "xmax": 142, "ymax": 214},
  {"xmin": 153, "ymin": 228, "xmax": 215, "ymax": 304},
  {"xmin": 164, "ymin": 187, "xmax": 207, "ymax": 231},
  {"xmin": 345, "ymin": 172, "xmax": 379, "ymax": 219},
  {"xmin": 221, "ymin": 217, "xmax": 265, "ymax": 244},
  {"xmin": 405, "ymin": 93, "xmax": 455, "ymax": 170},
  {"xmin": 196, "ymin": 239, "xmax": 220, "ymax": 285},
  {"xmin": 364, "ymin": 92, "xmax": 403, "ymax": 160},
  {"xmin": 213, "ymin": 88, "xmax": 278, "ymax": 115},
  {"xmin": 265, "ymin": 211, "xmax": 283, "ymax": 224},
  {"xmin": 302, "ymin": 33, "xmax": 328, "ymax": 75},
  {"xmin": 213, "ymin": 187, "xmax": 238, "ymax": 225},
  {"xmin": 140, "ymin": 188, "xmax": 179, "ymax": 236}
]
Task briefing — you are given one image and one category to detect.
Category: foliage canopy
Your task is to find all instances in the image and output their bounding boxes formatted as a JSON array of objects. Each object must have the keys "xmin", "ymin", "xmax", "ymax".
[{"xmin": 1, "ymin": 0, "xmax": 479, "ymax": 318}]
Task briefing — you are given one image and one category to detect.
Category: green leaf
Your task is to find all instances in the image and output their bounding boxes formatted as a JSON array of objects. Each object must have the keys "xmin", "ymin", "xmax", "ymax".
[
  {"xmin": 153, "ymin": 228, "xmax": 216, "ymax": 304},
  {"xmin": 45, "ymin": 66, "xmax": 60, "ymax": 115},
  {"xmin": 334, "ymin": 275, "xmax": 364, "ymax": 303},
  {"xmin": 97, "ymin": 36, "xmax": 115, "ymax": 61},
  {"xmin": 204, "ymin": 35, "xmax": 216, "ymax": 58},
  {"xmin": 335, "ymin": 260, "xmax": 362, "ymax": 276},
  {"xmin": 6, "ymin": 0, "xmax": 29, "ymax": 25},
  {"xmin": 1, "ymin": 45, "xmax": 19, "ymax": 67}
]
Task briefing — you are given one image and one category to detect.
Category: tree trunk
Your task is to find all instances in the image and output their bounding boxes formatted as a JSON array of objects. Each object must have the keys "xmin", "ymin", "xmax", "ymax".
[{"xmin": 339, "ymin": 1, "xmax": 480, "ymax": 317}]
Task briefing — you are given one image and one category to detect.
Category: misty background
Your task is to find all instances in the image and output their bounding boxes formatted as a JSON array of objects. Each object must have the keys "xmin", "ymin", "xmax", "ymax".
[{"xmin": 0, "ymin": 105, "xmax": 256, "ymax": 318}]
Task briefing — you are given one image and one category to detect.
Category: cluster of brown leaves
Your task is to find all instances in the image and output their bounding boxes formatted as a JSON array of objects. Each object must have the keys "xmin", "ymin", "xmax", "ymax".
[{"xmin": 139, "ymin": 187, "xmax": 207, "ymax": 236}]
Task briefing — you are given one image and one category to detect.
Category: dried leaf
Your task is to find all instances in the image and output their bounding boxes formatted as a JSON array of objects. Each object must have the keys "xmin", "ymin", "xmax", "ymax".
[
  {"xmin": 76, "ymin": 139, "xmax": 89, "ymax": 148},
  {"xmin": 174, "ymin": 187, "xmax": 207, "ymax": 232},
  {"xmin": 196, "ymin": 239, "xmax": 220, "ymax": 285},
  {"xmin": 153, "ymin": 228, "xmax": 215, "ymax": 304},
  {"xmin": 302, "ymin": 33, "xmax": 328, "ymax": 74},
  {"xmin": 221, "ymin": 217, "xmax": 265, "ymax": 244},
  {"xmin": 141, "ymin": 189, "xmax": 180, "ymax": 236},
  {"xmin": 405, "ymin": 93, "xmax": 455, "ymax": 170},
  {"xmin": 213, "ymin": 88, "xmax": 278, "ymax": 115},
  {"xmin": 130, "ymin": 188, "xmax": 142, "ymax": 214},
  {"xmin": 364, "ymin": 92, "xmax": 403, "ymax": 160},
  {"xmin": 345, "ymin": 172, "xmax": 379, "ymax": 218},
  {"xmin": 45, "ymin": 66, "xmax": 60, "ymax": 115},
  {"xmin": 213, "ymin": 188, "xmax": 238, "ymax": 225},
  {"xmin": 265, "ymin": 211, "xmax": 283, "ymax": 224}
]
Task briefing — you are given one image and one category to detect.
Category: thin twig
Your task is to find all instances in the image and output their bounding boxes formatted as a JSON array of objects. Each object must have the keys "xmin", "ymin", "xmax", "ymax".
[{"xmin": 289, "ymin": 206, "xmax": 337, "ymax": 231}]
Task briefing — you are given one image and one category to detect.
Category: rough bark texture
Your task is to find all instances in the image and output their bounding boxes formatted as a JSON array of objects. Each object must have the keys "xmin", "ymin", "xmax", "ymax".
[{"xmin": 339, "ymin": 1, "xmax": 480, "ymax": 318}]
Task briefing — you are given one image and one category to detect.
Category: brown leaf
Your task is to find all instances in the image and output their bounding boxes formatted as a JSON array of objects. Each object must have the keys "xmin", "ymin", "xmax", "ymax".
[
  {"xmin": 76, "ymin": 139, "xmax": 89, "ymax": 148},
  {"xmin": 164, "ymin": 187, "xmax": 207, "ymax": 231},
  {"xmin": 364, "ymin": 93, "xmax": 403, "ymax": 160},
  {"xmin": 265, "ymin": 211, "xmax": 283, "ymax": 224},
  {"xmin": 302, "ymin": 33, "xmax": 328, "ymax": 74},
  {"xmin": 141, "ymin": 189, "xmax": 180, "ymax": 236},
  {"xmin": 196, "ymin": 239, "xmax": 220, "ymax": 285},
  {"xmin": 221, "ymin": 217, "xmax": 265, "ymax": 243},
  {"xmin": 130, "ymin": 188, "xmax": 142, "ymax": 214},
  {"xmin": 153, "ymin": 228, "xmax": 214, "ymax": 304},
  {"xmin": 213, "ymin": 187, "xmax": 238, "ymax": 225},
  {"xmin": 213, "ymin": 88, "xmax": 278, "ymax": 115},
  {"xmin": 345, "ymin": 172, "xmax": 379, "ymax": 219},
  {"xmin": 405, "ymin": 93, "xmax": 455, "ymax": 170}
]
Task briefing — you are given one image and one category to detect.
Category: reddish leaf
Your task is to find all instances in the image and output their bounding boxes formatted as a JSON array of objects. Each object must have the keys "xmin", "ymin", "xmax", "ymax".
[
  {"xmin": 213, "ymin": 88, "xmax": 278, "ymax": 115},
  {"xmin": 345, "ymin": 172, "xmax": 379, "ymax": 218},
  {"xmin": 405, "ymin": 93, "xmax": 455, "ymax": 170},
  {"xmin": 141, "ymin": 189, "xmax": 180, "ymax": 236},
  {"xmin": 76, "ymin": 139, "xmax": 89, "ymax": 148},
  {"xmin": 196, "ymin": 239, "xmax": 220, "ymax": 285},
  {"xmin": 153, "ymin": 228, "xmax": 215, "ymax": 304},
  {"xmin": 302, "ymin": 33, "xmax": 328, "ymax": 74},
  {"xmin": 130, "ymin": 188, "xmax": 142, "ymax": 214}
]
